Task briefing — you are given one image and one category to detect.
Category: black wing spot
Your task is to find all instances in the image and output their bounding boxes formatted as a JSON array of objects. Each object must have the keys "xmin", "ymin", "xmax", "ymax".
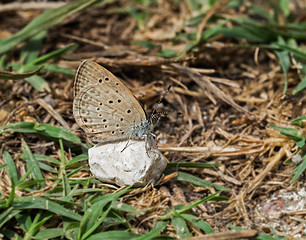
[
  {"xmin": 98, "ymin": 79, "xmax": 102, "ymax": 83},
  {"xmin": 120, "ymin": 118, "xmax": 123, "ymax": 121},
  {"xmin": 111, "ymin": 131, "xmax": 115, "ymax": 134},
  {"xmin": 105, "ymin": 77, "xmax": 109, "ymax": 81},
  {"xmin": 117, "ymin": 99, "xmax": 121, "ymax": 103},
  {"xmin": 116, "ymin": 83, "xmax": 119, "ymax": 86},
  {"xmin": 99, "ymin": 102, "xmax": 102, "ymax": 106},
  {"xmin": 109, "ymin": 100, "xmax": 113, "ymax": 104},
  {"xmin": 127, "ymin": 109, "xmax": 131, "ymax": 114},
  {"xmin": 84, "ymin": 118, "xmax": 88, "ymax": 122},
  {"xmin": 104, "ymin": 125, "xmax": 108, "ymax": 128},
  {"xmin": 116, "ymin": 124, "xmax": 119, "ymax": 127},
  {"xmin": 97, "ymin": 108, "xmax": 100, "ymax": 111},
  {"xmin": 103, "ymin": 119, "xmax": 107, "ymax": 122}
]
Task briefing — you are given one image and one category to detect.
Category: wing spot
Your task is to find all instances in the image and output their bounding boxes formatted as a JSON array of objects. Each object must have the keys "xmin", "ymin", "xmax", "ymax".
[
  {"xmin": 121, "ymin": 132, "xmax": 124, "ymax": 134},
  {"xmin": 97, "ymin": 108, "xmax": 100, "ymax": 111},
  {"xmin": 98, "ymin": 79, "xmax": 102, "ymax": 83},
  {"xmin": 115, "ymin": 90, "xmax": 119, "ymax": 93},
  {"xmin": 84, "ymin": 118, "xmax": 88, "ymax": 122},
  {"xmin": 104, "ymin": 125, "xmax": 108, "ymax": 128},
  {"xmin": 120, "ymin": 118, "xmax": 123, "ymax": 121},
  {"xmin": 111, "ymin": 131, "xmax": 115, "ymax": 134},
  {"xmin": 127, "ymin": 109, "xmax": 131, "ymax": 114},
  {"xmin": 105, "ymin": 77, "xmax": 109, "ymax": 81},
  {"xmin": 117, "ymin": 99, "xmax": 121, "ymax": 103},
  {"xmin": 103, "ymin": 119, "xmax": 107, "ymax": 122},
  {"xmin": 116, "ymin": 124, "xmax": 119, "ymax": 127},
  {"xmin": 116, "ymin": 83, "xmax": 119, "ymax": 86},
  {"xmin": 109, "ymin": 100, "xmax": 113, "ymax": 104},
  {"xmin": 99, "ymin": 102, "xmax": 102, "ymax": 105}
]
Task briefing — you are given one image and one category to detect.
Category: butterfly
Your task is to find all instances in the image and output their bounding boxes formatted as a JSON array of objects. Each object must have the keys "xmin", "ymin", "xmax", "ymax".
[{"xmin": 73, "ymin": 60, "xmax": 153, "ymax": 144}]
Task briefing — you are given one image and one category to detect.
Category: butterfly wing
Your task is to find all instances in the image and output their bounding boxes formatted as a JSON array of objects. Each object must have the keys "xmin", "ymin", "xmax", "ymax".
[
  {"xmin": 74, "ymin": 60, "xmax": 132, "ymax": 97},
  {"xmin": 73, "ymin": 60, "xmax": 147, "ymax": 143}
]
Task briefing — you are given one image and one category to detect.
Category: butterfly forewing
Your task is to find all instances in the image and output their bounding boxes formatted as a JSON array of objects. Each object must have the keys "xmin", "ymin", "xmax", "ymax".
[{"xmin": 73, "ymin": 60, "xmax": 148, "ymax": 143}]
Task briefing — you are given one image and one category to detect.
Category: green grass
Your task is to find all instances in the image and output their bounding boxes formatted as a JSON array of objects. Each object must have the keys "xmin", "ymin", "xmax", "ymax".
[
  {"xmin": 270, "ymin": 115, "xmax": 306, "ymax": 183},
  {"xmin": 0, "ymin": 121, "xmax": 229, "ymax": 239}
]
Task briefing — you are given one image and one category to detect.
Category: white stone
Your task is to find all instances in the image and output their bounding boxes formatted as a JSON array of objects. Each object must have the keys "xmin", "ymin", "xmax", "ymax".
[{"xmin": 88, "ymin": 136, "xmax": 167, "ymax": 186}]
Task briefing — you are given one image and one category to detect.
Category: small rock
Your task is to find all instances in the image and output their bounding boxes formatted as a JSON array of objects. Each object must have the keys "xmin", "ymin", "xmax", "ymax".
[{"xmin": 88, "ymin": 136, "xmax": 167, "ymax": 186}]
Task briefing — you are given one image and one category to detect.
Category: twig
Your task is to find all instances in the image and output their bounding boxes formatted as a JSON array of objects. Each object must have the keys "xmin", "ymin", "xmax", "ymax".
[
  {"xmin": 0, "ymin": 2, "xmax": 66, "ymax": 13},
  {"xmin": 172, "ymin": 64, "xmax": 247, "ymax": 112},
  {"xmin": 36, "ymin": 98, "xmax": 70, "ymax": 129}
]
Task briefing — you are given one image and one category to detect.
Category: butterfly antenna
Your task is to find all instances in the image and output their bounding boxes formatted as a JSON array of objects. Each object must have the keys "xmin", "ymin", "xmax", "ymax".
[{"xmin": 150, "ymin": 85, "xmax": 172, "ymax": 124}]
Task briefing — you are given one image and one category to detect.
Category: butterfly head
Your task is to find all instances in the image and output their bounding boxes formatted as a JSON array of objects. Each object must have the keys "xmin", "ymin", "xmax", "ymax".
[{"xmin": 130, "ymin": 119, "xmax": 154, "ymax": 140}]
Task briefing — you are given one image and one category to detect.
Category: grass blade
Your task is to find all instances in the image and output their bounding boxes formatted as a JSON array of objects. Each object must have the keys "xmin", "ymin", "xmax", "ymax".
[
  {"xmin": 86, "ymin": 231, "xmax": 139, "ymax": 240},
  {"xmin": 291, "ymin": 154, "xmax": 306, "ymax": 183},
  {"xmin": 181, "ymin": 213, "xmax": 214, "ymax": 234},
  {"xmin": 292, "ymin": 76, "xmax": 306, "ymax": 95},
  {"xmin": 29, "ymin": 43, "xmax": 78, "ymax": 67},
  {"xmin": 171, "ymin": 216, "xmax": 192, "ymax": 238},
  {"xmin": 33, "ymin": 228, "xmax": 63, "ymax": 239},
  {"xmin": 24, "ymin": 75, "xmax": 50, "ymax": 92},
  {"xmin": 21, "ymin": 31, "xmax": 46, "ymax": 64},
  {"xmin": 0, "ymin": 67, "xmax": 42, "ymax": 80},
  {"xmin": 134, "ymin": 221, "xmax": 168, "ymax": 240},
  {"xmin": 12, "ymin": 196, "xmax": 81, "ymax": 221},
  {"xmin": 79, "ymin": 198, "xmax": 113, "ymax": 239},
  {"xmin": 21, "ymin": 139, "xmax": 45, "ymax": 187},
  {"xmin": 177, "ymin": 171, "xmax": 231, "ymax": 191},
  {"xmin": 0, "ymin": 207, "xmax": 21, "ymax": 229},
  {"xmin": 273, "ymin": 37, "xmax": 290, "ymax": 92},
  {"xmin": 0, "ymin": 0, "xmax": 112, "ymax": 54},
  {"xmin": 2, "ymin": 150, "xmax": 19, "ymax": 186},
  {"xmin": 166, "ymin": 162, "xmax": 220, "ymax": 169}
]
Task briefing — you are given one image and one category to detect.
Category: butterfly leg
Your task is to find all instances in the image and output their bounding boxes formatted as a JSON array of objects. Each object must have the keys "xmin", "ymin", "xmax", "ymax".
[{"xmin": 121, "ymin": 139, "xmax": 131, "ymax": 152}]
